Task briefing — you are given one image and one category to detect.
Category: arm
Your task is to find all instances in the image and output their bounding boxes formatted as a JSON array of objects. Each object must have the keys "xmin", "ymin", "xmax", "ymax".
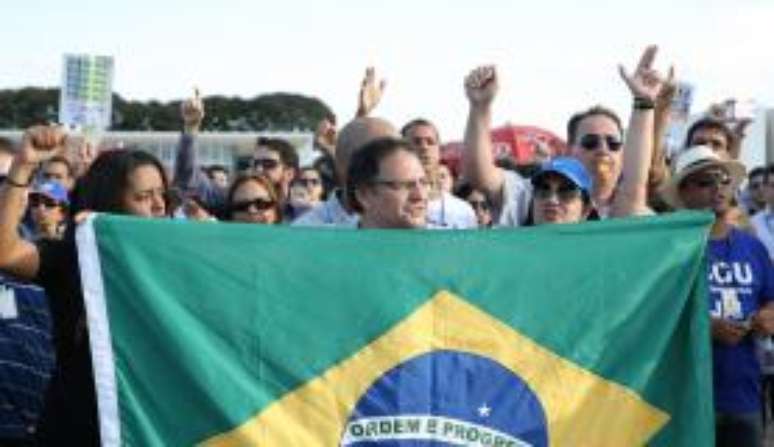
[
  {"xmin": 173, "ymin": 89, "xmax": 206, "ymax": 191},
  {"xmin": 648, "ymin": 79, "xmax": 676, "ymax": 198},
  {"xmin": 462, "ymin": 65, "xmax": 505, "ymax": 208},
  {"xmin": 0, "ymin": 126, "xmax": 66, "ymax": 280},
  {"xmin": 612, "ymin": 46, "xmax": 670, "ymax": 217},
  {"xmin": 356, "ymin": 67, "xmax": 386, "ymax": 118},
  {"xmin": 172, "ymin": 90, "xmax": 225, "ymax": 212}
]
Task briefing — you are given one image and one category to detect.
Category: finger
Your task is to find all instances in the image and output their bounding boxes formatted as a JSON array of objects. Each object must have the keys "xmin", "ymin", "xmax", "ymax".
[
  {"xmin": 617, "ymin": 64, "xmax": 634, "ymax": 88},
  {"xmin": 636, "ymin": 45, "xmax": 658, "ymax": 71},
  {"xmin": 665, "ymin": 65, "xmax": 675, "ymax": 85}
]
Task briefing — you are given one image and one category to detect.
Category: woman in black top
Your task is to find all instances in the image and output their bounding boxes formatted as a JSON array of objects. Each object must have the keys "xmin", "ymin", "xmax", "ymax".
[{"xmin": 0, "ymin": 126, "xmax": 170, "ymax": 446}]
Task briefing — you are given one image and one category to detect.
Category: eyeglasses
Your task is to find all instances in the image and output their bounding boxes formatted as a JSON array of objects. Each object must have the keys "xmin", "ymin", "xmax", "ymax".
[
  {"xmin": 750, "ymin": 182, "xmax": 764, "ymax": 189},
  {"xmin": 295, "ymin": 178, "xmax": 321, "ymax": 187},
  {"xmin": 253, "ymin": 158, "xmax": 281, "ymax": 171},
  {"xmin": 686, "ymin": 173, "xmax": 732, "ymax": 189},
  {"xmin": 371, "ymin": 177, "xmax": 431, "ymax": 192},
  {"xmin": 29, "ymin": 195, "xmax": 61, "ymax": 209},
  {"xmin": 230, "ymin": 197, "xmax": 276, "ymax": 213},
  {"xmin": 533, "ymin": 183, "xmax": 583, "ymax": 202},
  {"xmin": 578, "ymin": 134, "xmax": 623, "ymax": 152}
]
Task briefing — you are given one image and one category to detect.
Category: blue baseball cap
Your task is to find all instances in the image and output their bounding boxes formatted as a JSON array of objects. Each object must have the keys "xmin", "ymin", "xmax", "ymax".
[
  {"xmin": 31, "ymin": 180, "xmax": 69, "ymax": 206},
  {"xmin": 531, "ymin": 157, "xmax": 593, "ymax": 196}
]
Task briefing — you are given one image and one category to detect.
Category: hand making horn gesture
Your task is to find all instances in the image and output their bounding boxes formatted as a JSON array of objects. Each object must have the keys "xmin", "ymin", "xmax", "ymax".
[{"xmin": 619, "ymin": 45, "xmax": 674, "ymax": 103}]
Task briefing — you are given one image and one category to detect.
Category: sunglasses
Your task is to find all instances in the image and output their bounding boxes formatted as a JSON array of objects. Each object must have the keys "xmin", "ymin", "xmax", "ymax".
[
  {"xmin": 578, "ymin": 134, "xmax": 623, "ymax": 152},
  {"xmin": 29, "ymin": 195, "xmax": 61, "ymax": 209},
  {"xmin": 253, "ymin": 158, "xmax": 281, "ymax": 170},
  {"xmin": 686, "ymin": 173, "xmax": 732, "ymax": 189},
  {"xmin": 533, "ymin": 183, "xmax": 583, "ymax": 202},
  {"xmin": 230, "ymin": 197, "xmax": 276, "ymax": 213}
]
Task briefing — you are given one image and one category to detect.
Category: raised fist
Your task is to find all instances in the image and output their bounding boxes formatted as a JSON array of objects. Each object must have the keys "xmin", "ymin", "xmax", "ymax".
[
  {"xmin": 465, "ymin": 65, "xmax": 498, "ymax": 108},
  {"xmin": 18, "ymin": 125, "xmax": 67, "ymax": 165}
]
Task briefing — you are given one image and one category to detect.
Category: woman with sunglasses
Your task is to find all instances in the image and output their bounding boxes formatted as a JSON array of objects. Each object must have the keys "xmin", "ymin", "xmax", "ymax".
[
  {"xmin": 454, "ymin": 183, "xmax": 493, "ymax": 228},
  {"xmin": 225, "ymin": 174, "xmax": 282, "ymax": 224},
  {"xmin": 530, "ymin": 157, "xmax": 593, "ymax": 225},
  {"xmin": 286, "ymin": 167, "xmax": 325, "ymax": 221},
  {"xmin": 0, "ymin": 126, "xmax": 170, "ymax": 445}
]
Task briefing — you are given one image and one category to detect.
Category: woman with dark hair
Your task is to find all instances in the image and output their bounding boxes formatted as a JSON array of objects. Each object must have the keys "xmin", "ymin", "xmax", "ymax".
[
  {"xmin": 225, "ymin": 174, "xmax": 282, "ymax": 224},
  {"xmin": 0, "ymin": 126, "xmax": 170, "ymax": 446},
  {"xmin": 286, "ymin": 166, "xmax": 324, "ymax": 221},
  {"xmin": 529, "ymin": 157, "xmax": 594, "ymax": 225}
]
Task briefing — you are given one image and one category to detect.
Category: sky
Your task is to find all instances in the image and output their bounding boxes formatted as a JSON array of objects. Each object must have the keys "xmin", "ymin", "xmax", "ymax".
[{"xmin": 2, "ymin": 0, "xmax": 774, "ymax": 142}]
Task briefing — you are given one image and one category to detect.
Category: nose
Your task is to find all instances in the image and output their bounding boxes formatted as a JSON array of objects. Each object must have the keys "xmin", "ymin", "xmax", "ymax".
[{"xmin": 151, "ymin": 192, "xmax": 166, "ymax": 216}]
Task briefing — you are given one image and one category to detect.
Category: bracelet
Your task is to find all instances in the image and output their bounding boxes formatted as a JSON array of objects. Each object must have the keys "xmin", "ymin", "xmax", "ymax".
[
  {"xmin": 633, "ymin": 97, "xmax": 655, "ymax": 110},
  {"xmin": 4, "ymin": 176, "xmax": 32, "ymax": 188}
]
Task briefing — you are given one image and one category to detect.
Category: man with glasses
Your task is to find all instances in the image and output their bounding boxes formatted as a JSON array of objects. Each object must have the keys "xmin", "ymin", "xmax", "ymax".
[
  {"xmin": 662, "ymin": 145, "xmax": 774, "ymax": 447},
  {"xmin": 347, "ymin": 137, "xmax": 428, "ymax": 229},
  {"xmin": 293, "ymin": 117, "xmax": 399, "ymax": 227},
  {"xmin": 401, "ymin": 119, "xmax": 477, "ymax": 229},
  {"xmin": 462, "ymin": 46, "xmax": 665, "ymax": 225},
  {"xmin": 253, "ymin": 137, "xmax": 299, "ymax": 204}
]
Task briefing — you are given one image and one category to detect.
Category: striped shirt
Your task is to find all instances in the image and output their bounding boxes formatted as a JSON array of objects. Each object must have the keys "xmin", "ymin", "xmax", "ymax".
[{"xmin": 0, "ymin": 276, "xmax": 55, "ymax": 440}]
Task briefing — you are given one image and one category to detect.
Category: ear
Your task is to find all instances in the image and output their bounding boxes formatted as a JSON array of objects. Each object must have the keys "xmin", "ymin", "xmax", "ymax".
[
  {"xmin": 354, "ymin": 186, "xmax": 374, "ymax": 213},
  {"xmin": 282, "ymin": 167, "xmax": 297, "ymax": 185}
]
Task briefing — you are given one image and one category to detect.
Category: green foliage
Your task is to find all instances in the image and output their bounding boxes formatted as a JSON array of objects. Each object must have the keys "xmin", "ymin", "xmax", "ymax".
[{"xmin": 0, "ymin": 88, "xmax": 334, "ymax": 131}]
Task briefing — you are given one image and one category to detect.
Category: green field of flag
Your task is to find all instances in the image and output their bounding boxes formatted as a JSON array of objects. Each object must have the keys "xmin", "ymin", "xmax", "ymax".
[{"xmin": 77, "ymin": 212, "xmax": 714, "ymax": 446}]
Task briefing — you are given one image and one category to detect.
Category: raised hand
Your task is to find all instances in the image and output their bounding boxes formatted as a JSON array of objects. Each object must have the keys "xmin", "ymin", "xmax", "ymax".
[
  {"xmin": 181, "ymin": 87, "xmax": 205, "ymax": 132},
  {"xmin": 619, "ymin": 45, "xmax": 673, "ymax": 102},
  {"xmin": 17, "ymin": 125, "xmax": 67, "ymax": 166},
  {"xmin": 464, "ymin": 65, "xmax": 498, "ymax": 109},
  {"xmin": 357, "ymin": 67, "xmax": 386, "ymax": 117}
]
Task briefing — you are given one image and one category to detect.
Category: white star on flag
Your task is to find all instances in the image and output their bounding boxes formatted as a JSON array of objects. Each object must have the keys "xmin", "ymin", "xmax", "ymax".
[{"xmin": 477, "ymin": 403, "xmax": 491, "ymax": 418}]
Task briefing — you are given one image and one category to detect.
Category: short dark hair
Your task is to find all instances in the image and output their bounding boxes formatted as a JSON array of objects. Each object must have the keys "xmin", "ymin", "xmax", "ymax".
[
  {"xmin": 566, "ymin": 105, "xmax": 622, "ymax": 145},
  {"xmin": 346, "ymin": 137, "xmax": 417, "ymax": 212},
  {"xmin": 684, "ymin": 117, "xmax": 734, "ymax": 150},
  {"xmin": 749, "ymin": 166, "xmax": 766, "ymax": 181},
  {"xmin": 46, "ymin": 156, "xmax": 75, "ymax": 178},
  {"xmin": 256, "ymin": 137, "xmax": 299, "ymax": 170},
  {"xmin": 765, "ymin": 164, "xmax": 774, "ymax": 183},
  {"xmin": 206, "ymin": 164, "xmax": 228, "ymax": 177},
  {"xmin": 71, "ymin": 149, "xmax": 169, "ymax": 216},
  {"xmin": 401, "ymin": 118, "xmax": 440, "ymax": 142}
]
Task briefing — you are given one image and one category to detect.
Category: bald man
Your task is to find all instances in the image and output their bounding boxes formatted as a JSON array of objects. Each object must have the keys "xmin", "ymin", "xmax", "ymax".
[{"xmin": 293, "ymin": 117, "xmax": 398, "ymax": 227}]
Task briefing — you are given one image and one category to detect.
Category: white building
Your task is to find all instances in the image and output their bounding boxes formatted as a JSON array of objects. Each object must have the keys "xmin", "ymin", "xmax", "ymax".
[{"xmin": 0, "ymin": 130, "xmax": 315, "ymax": 173}]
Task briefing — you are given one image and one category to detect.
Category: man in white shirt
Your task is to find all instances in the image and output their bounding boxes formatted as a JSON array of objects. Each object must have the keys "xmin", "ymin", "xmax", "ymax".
[{"xmin": 401, "ymin": 119, "xmax": 477, "ymax": 229}]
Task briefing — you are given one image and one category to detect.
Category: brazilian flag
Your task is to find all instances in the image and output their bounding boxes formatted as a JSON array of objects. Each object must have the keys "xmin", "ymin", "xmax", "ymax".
[{"xmin": 77, "ymin": 212, "xmax": 714, "ymax": 446}]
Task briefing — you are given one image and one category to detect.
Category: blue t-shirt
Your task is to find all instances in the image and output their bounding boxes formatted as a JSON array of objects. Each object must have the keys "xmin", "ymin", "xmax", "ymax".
[
  {"xmin": 709, "ymin": 228, "xmax": 774, "ymax": 414},
  {"xmin": 0, "ymin": 275, "xmax": 55, "ymax": 439}
]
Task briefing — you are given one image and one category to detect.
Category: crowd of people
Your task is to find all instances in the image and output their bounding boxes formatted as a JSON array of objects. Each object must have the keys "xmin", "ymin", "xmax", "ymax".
[{"xmin": 0, "ymin": 45, "xmax": 773, "ymax": 446}]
